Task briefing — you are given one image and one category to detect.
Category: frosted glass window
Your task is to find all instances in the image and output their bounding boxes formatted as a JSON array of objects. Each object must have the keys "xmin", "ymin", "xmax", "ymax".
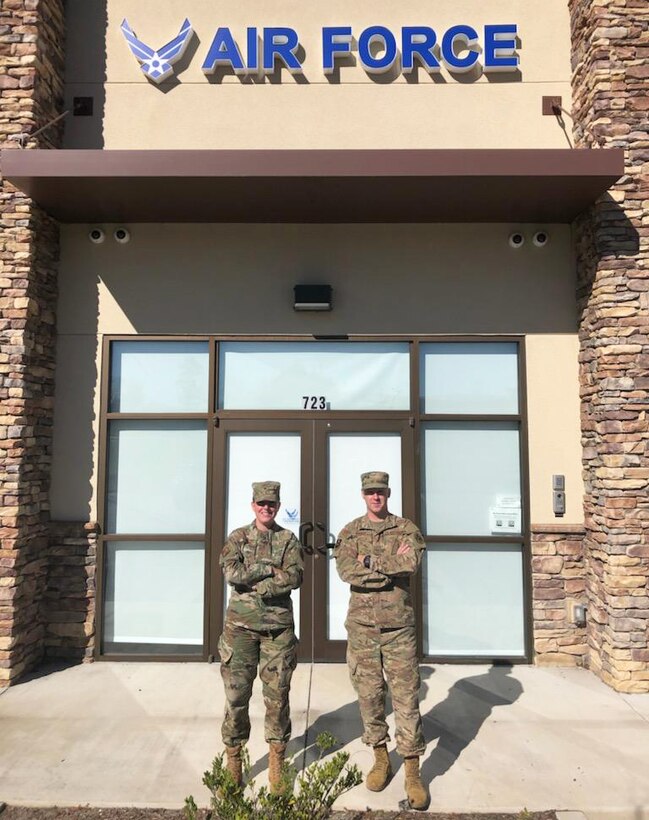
[
  {"xmin": 420, "ymin": 342, "xmax": 519, "ymax": 414},
  {"xmin": 110, "ymin": 341, "xmax": 209, "ymax": 412},
  {"xmin": 219, "ymin": 342, "xmax": 410, "ymax": 410},
  {"xmin": 223, "ymin": 432, "xmax": 302, "ymax": 637},
  {"xmin": 104, "ymin": 541, "xmax": 204, "ymax": 653},
  {"xmin": 423, "ymin": 544, "xmax": 525, "ymax": 656},
  {"xmin": 422, "ymin": 422, "xmax": 521, "ymax": 536},
  {"xmin": 106, "ymin": 420, "xmax": 207, "ymax": 534},
  {"xmin": 327, "ymin": 433, "xmax": 403, "ymax": 641}
]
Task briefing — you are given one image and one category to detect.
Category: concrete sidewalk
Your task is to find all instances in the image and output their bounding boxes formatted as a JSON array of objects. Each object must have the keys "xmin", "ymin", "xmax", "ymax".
[{"xmin": 0, "ymin": 662, "xmax": 648, "ymax": 819}]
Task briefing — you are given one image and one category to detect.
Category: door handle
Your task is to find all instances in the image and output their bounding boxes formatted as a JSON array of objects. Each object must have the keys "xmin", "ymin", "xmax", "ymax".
[
  {"xmin": 315, "ymin": 522, "xmax": 336, "ymax": 556},
  {"xmin": 299, "ymin": 521, "xmax": 314, "ymax": 555}
]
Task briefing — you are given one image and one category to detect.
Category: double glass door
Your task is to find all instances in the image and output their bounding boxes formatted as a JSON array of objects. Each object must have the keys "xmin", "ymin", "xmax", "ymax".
[{"xmin": 211, "ymin": 419, "xmax": 414, "ymax": 661}]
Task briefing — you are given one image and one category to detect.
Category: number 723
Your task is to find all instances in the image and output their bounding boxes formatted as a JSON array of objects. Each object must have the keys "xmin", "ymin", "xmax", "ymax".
[{"xmin": 302, "ymin": 396, "xmax": 326, "ymax": 410}]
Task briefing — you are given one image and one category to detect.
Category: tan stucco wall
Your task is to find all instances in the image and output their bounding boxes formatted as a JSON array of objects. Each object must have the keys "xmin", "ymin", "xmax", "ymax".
[
  {"xmin": 63, "ymin": 0, "xmax": 573, "ymax": 149},
  {"xmin": 526, "ymin": 334, "xmax": 584, "ymax": 524},
  {"xmin": 51, "ymin": 222, "xmax": 583, "ymax": 527}
]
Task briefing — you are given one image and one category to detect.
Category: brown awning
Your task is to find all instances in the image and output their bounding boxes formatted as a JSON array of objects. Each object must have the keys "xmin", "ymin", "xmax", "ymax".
[{"xmin": 0, "ymin": 148, "xmax": 624, "ymax": 223}]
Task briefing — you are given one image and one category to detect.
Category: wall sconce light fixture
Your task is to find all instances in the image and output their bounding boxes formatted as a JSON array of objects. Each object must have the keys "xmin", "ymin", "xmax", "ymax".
[
  {"xmin": 294, "ymin": 284, "xmax": 333, "ymax": 311},
  {"xmin": 573, "ymin": 603, "xmax": 587, "ymax": 628}
]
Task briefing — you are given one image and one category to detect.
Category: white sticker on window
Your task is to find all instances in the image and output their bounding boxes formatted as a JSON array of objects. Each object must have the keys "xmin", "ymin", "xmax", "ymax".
[{"xmin": 489, "ymin": 507, "xmax": 521, "ymax": 534}]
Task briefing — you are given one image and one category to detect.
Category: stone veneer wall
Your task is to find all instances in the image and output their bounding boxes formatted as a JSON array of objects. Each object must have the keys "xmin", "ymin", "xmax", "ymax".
[
  {"xmin": 44, "ymin": 522, "xmax": 97, "ymax": 661},
  {"xmin": 0, "ymin": 0, "xmax": 65, "ymax": 685},
  {"xmin": 570, "ymin": 0, "xmax": 649, "ymax": 692},
  {"xmin": 532, "ymin": 526, "xmax": 588, "ymax": 665}
]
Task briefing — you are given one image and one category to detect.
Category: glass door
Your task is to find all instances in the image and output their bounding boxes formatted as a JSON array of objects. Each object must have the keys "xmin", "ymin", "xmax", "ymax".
[
  {"xmin": 211, "ymin": 419, "xmax": 413, "ymax": 662},
  {"xmin": 210, "ymin": 419, "xmax": 313, "ymax": 659},
  {"xmin": 311, "ymin": 420, "xmax": 415, "ymax": 661}
]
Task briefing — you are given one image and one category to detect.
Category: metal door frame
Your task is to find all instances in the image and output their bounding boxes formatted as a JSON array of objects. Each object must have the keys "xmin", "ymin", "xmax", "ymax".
[
  {"xmin": 211, "ymin": 417, "xmax": 414, "ymax": 662},
  {"xmin": 96, "ymin": 334, "xmax": 530, "ymax": 664}
]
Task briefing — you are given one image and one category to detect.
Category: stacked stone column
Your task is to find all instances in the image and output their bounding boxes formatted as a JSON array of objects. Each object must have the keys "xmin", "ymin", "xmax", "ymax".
[
  {"xmin": 570, "ymin": 0, "xmax": 649, "ymax": 692},
  {"xmin": 0, "ymin": 0, "xmax": 65, "ymax": 685},
  {"xmin": 532, "ymin": 527, "xmax": 588, "ymax": 665}
]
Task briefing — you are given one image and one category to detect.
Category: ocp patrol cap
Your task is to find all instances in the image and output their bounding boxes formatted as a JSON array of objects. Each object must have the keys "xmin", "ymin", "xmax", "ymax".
[
  {"xmin": 252, "ymin": 481, "xmax": 280, "ymax": 502},
  {"xmin": 361, "ymin": 471, "xmax": 390, "ymax": 490}
]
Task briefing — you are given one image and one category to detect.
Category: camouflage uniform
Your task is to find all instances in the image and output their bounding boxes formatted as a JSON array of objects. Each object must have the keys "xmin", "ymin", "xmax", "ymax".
[
  {"xmin": 335, "ymin": 476, "xmax": 426, "ymax": 759},
  {"xmin": 219, "ymin": 497, "xmax": 303, "ymax": 748}
]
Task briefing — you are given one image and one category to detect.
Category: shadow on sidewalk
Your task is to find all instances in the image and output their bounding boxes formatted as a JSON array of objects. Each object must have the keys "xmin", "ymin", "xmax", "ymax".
[
  {"xmin": 420, "ymin": 664, "xmax": 524, "ymax": 784},
  {"xmin": 250, "ymin": 697, "xmax": 367, "ymax": 778},
  {"xmin": 250, "ymin": 663, "xmax": 523, "ymax": 784}
]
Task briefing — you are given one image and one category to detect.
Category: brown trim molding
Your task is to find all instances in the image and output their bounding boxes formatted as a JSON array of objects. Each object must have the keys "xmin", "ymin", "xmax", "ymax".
[
  {"xmin": 531, "ymin": 523, "xmax": 586, "ymax": 535},
  {"xmin": 0, "ymin": 148, "xmax": 624, "ymax": 223}
]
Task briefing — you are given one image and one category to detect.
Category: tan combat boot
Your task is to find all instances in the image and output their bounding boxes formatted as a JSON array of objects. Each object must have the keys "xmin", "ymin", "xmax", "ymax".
[
  {"xmin": 225, "ymin": 745, "xmax": 243, "ymax": 788},
  {"xmin": 404, "ymin": 756, "xmax": 429, "ymax": 810},
  {"xmin": 268, "ymin": 742, "xmax": 287, "ymax": 794},
  {"xmin": 366, "ymin": 744, "xmax": 392, "ymax": 791}
]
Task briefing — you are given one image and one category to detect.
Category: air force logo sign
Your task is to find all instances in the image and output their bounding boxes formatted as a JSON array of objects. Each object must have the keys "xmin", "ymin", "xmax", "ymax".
[{"xmin": 121, "ymin": 18, "xmax": 193, "ymax": 83}]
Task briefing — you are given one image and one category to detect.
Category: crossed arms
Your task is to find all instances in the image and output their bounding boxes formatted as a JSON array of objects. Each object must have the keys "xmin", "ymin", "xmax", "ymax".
[{"xmin": 220, "ymin": 533, "xmax": 303, "ymax": 598}]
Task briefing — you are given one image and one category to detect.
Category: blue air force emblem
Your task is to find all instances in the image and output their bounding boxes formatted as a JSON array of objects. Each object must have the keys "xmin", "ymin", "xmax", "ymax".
[{"xmin": 121, "ymin": 18, "xmax": 193, "ymax": 83}]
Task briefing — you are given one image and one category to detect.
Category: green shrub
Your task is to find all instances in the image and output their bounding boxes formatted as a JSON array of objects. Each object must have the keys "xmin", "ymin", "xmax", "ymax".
[{"xmin": 185, "ymin": 732, "xmax": 362, "ymax": 820}]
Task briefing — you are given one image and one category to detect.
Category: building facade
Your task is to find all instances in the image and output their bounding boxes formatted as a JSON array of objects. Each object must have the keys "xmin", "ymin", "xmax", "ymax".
[{"xmin": 0, "ymin": 0, "xmax": 647, "ymax": 691}]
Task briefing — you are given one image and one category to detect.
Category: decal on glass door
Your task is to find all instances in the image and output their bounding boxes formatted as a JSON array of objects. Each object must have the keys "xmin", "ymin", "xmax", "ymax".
[{"xmin": 302, "ymin": 396, "xmax": 327, "ymax": 410}]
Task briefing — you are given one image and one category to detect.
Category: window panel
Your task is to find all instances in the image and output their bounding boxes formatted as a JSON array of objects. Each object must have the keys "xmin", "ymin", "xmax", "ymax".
[
  {"xmin": 103, "ymin": 541, "xmax": 204, "ymax": 654},
  {"xmin": 421, "ymin": 421, "xmax": 521, "ymax": 536},
  {"xmin": 106, "ymin": 420, "xmax": 207, "ymax": 534},
  {"xmin": 423, "ymin": 543, "xmax": 525, "ymax": 656},
  {"xmin": 219, "ymin": 342, "xmax": 410, "ymax": 410},
  {"xmin": 110, "ymin": 341, "xmax": 209, "ymax": 413},
  {"xmin": 420, "ymin": 342, "xmax": 519, "ymax": 414}
]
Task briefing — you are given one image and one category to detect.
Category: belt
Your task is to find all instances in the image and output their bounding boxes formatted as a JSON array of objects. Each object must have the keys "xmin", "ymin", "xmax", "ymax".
[
  {"xmin": 350, "ymin": 582, "xmax": 395, "ymax": 593},
  {"xmin": 264, "ymin": 595, "xmax": 291, "ymax": 606},
  {"xmin": 233, "ymin": 586, "xmax": 290, "ymax": 604}
]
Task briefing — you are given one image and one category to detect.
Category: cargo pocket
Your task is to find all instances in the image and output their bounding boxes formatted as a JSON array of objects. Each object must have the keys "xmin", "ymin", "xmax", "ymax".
[
  {"xmin": 278, "ymin": 636, "xmax": 297, "ymax": 688},
  {"xmin": 218, "ymin": 633, "xmax": 233, "ymax": 666},
  {"xmin": 348, "ymin": 657, "xmax": 360, "ymax": 688}
]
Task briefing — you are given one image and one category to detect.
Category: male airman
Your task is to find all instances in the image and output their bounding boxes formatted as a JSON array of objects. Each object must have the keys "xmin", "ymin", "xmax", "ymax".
[
  {"xmin": 219, "ymin": 480, "xmax": 303, "ymax": 793},
  {"xmin": 335, "ymin": 471, "xmax": 428, "ymax": 810}
]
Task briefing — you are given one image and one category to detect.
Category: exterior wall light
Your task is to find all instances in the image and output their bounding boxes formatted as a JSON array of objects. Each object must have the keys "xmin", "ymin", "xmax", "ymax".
[
  {"xmin": 573, "ymin": 603, "xmax": 587, "ymax": 628},
  {"xmin": 294, "ymin": 284, "xmax": 333, "ymax": 311}
]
